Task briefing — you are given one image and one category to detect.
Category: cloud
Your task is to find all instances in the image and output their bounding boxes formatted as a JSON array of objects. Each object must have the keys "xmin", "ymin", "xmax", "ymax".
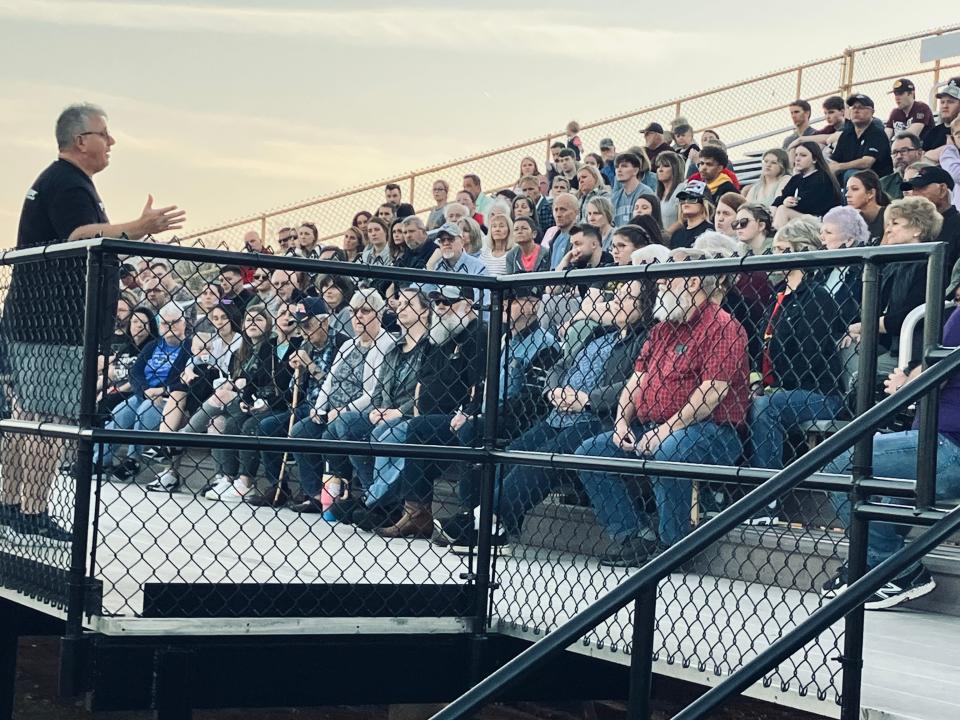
[{"xmin": 0, "ymin": 1, "xmax": 694, "ymax": 61}]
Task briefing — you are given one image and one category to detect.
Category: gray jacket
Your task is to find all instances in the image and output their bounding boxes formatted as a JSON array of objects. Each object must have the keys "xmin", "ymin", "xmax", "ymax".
[{"xmin": 370, "ymin": 339, "xmax": 426, "ymax": 416}]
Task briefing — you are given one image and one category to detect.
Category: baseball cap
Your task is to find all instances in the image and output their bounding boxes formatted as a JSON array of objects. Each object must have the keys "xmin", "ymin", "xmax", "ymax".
[
  {"xmin": 846, "ymin": 93, "xmax": 875, "ymax": 108},
  {"xmin": 901, "ymin": 166, "xmax": 956, "ymax": 192},
  {"xmin": 427, "ymin": 222, "xmax": 463, "ymax": 240},
  {"xmin": 936, "ymin": 77, "xmax": 960, "ymax": 100},
  {"xmin": 676, "ymin": 180, "xmax": 707, "ymax": 202},
  {"xmin": 891, "ymin": 78, "xmax": 915, "ymax": 94},
  {"xmin": 642, "ymin": 122, "xmax": 664, "ymax": 135},
  {"xmin": 429, "ymin": 284, "xmax": 476, "ymax": 303},
  {"xmin": 294, "ymin": 297, "xmax": 330, "ymax": 322},
  {"xmin": 599, "ymin": 137, "xmax": 615, "ymax": 149}
]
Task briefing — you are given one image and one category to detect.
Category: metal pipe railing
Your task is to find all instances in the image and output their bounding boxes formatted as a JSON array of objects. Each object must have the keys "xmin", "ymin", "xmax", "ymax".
[{"xmin": 429, "ymin": 345, "xmax": 960, "ymax": 720}]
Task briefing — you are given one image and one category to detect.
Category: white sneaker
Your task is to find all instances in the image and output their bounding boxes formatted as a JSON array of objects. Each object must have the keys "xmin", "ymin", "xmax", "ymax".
[
  {"xmin": 146, "ymin": 469, "xmax": 180, "ymax": 493},
  {"xmin": 204, "ymin": 476, "xmax": 235, "ymax": 501},
  {"xmin": 219, "ymin": 479, "xmax": 252, "ymax": 503}
]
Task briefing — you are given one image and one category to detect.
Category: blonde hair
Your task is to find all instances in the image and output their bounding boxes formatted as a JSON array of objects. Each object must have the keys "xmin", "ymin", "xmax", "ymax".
[
  {"xmin": 457, "ymin": 217, "xmax": 484, "ymax": 254},
  {"xmin": 774, "ymin": 215, "xmax": 823, "ymax": 252},
  {"xmin": 886, "ymin": 196, "xmax": 944, "ymax": 242},
  {"xmin": 484, "ymin": 213, "xmax": 516, "ymax": 253}
]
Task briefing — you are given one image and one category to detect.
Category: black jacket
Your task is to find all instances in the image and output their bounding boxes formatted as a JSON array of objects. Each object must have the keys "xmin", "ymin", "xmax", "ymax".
[
  {"xmin": 416, "ymin": 319, "xmax": 486, "ymax": 416},
  {"xmin": 772, "ymin": 171, "xmax": 841, "ymax": 217},
  {"xmin": 238, "ymin": 336, "xmax": 303, "ymax": 409},
  {"xmin": 764, "ymin": 279, "xmax": 846, "ymax": 395},
  {"xmin": 879, "ymin": 260, "xmax": 927, "ymax": 362}
]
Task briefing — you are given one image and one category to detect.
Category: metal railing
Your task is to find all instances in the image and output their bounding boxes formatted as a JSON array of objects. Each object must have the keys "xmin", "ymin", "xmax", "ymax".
[
  {"xmin": 171, "ymin": 25, "xmax": 960, "ymax": 250},
  {"xmin": 431, "ymin": 243, "xmax": 957, "ymax": 720},
  {"xmin": 0, "ymin": 238, "xmax": 954, "ymax": 717}
]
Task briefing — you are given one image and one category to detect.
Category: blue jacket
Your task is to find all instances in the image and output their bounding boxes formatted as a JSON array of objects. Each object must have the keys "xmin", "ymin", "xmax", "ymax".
[{"xmin": 130, "ymin": 337, "xmax": 192, "ymax": 397}]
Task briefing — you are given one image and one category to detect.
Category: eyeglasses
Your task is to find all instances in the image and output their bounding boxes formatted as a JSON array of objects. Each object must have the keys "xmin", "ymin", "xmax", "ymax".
[
  {"xmin": 78, "ymin": 130, "xmax": 111, "ymax": 141},
  {"xmin": 253, "ymin": 274, "xmax": 270, "ymax": 281},
  {"xmin": 432, "ymin": 298, "xmax": 457, "ymax": 307},
  {"xmin": 892, "ymin": 148, "xmax": 919, "ymax": 155},
  {"xmin": 731, "ymin": 218, "xmax": 752, "ymax": 230}
]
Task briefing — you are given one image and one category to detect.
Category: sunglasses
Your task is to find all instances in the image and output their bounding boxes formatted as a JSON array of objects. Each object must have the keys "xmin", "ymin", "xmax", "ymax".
[{"xmin": 731, "ymin": 218, "xmax": 752, "ymax": 230}]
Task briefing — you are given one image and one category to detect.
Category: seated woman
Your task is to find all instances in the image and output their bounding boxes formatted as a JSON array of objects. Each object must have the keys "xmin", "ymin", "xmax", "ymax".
[
  {"xmin": 97, "ymin": 303, "xmax": 192, "ymax": 481},
  {"xmin": 313, "ymin": 288, "xmax": 431, "ymax": 518},
  {"xmin": 820, "ymin": 206, "xmax": 871, "ymax": 326},
  {"xmin": 576, "ymin": 165, "xmax": 609, "ymax": 223},
  {"xmin": 192, "ymin": 282, "xmax": 223, "ymax": 335},
  {"xmin": 821, "ymin": 304, "xmax": 960, "ymax": 609},
  {"xmin": 845, "ymin": 196, "xmax": 943, "ymax": 377},
  {"xmin": 479, "ymin": 213, "xmax": 515, "ymax": 277},
  {"xmin": 747, "ymin": 219, "xmax": 847, "ymax": 477},
  {"xmin": 204, "ymin": 303, "xmax": 304, "ymax": 502},
  {"xmin": 505, "ymin": 217, "xmax": 549, "ymax": 274},
  {"xmin": 143, "ymin": 303, "xmax": 243, "ymax": 490},
  {"xmin": 743, "ymin": 148, "xmax": 790, "ymax": 207},
  {"xmin": 631, "ymin": 193, "xmax": 663, "ymax": 231},
  {"xmin": 318, "ymin": 273, "xmax": 356, "ymax": 339},
  {"xmin": 99, "ymin": 303, "xmax": 158, "ymax": 416},
  {"xmin": 511, "ymin": 195, "xmax": 535, "ymax": 221},
  {"xmin": 655, "ymin": 151, "xmax": 687, "ymax": 241},
  {"xmin": 845, "ymin": 170, "xmax": 890, "ymax": 245},
  {"xmin": 772, "ymin": 141, "xmax": 841, "ymax": 228},
  {"xmin": 714, "ymin": 192, "xmax": 746, "ymax": 237},
  {"xmin": 585, "ymin": 196, "xmax": 616, "ymax": 252}
]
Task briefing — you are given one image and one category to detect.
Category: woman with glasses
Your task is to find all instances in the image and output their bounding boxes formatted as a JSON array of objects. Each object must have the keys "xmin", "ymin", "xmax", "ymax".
[
  {"xmin": 744, "ymin": 149, "xmax": 791, "ymax": 207},
  {"xmin": 772, "ymin": 141, "xmax": 841, "ymax": 229},
  {"xmin": 426, "ymin": 180, "xmax": 449, "ymax": 231},
  {"xmin": 733, "ymin": 203, "xmax": 776, "ymax": 255}
]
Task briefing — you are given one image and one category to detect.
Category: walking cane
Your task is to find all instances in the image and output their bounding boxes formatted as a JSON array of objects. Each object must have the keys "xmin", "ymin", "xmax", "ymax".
[{"xmin": 272, "ymin": 365, "xmax": 302, "ymax": 505}]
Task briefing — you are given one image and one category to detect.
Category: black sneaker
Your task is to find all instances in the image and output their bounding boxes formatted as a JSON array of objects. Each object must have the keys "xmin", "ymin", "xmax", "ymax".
[
  {"xmin": 110, "ymin": 458, "xmax": 141, "ymax": 482},
  {"xmin": 245, "ymin": 484, "xmax": 290, "ymax": 508},
  {"xmin": 598, "ymin": 536, "xmax": 663, "ymax": 568},
  {"xmin": 354, "ymin": 503, "xmax": 403, "ymax": 532},
  {"xmin": 864, "ymin": 565, "xmax": 936, "ymax": 610},
  {"xmin": 433, "ymin": 512, "xmax": 475, "ymax": 548},
  {"xmin": 328, "ymin": 496, "xmax": 364, "ymax": 524},
  {"xmin": 820, "ymin": 564, "xmax": 848, "ymax": 599},
  {"xmin": 13, "ymin": 512, "xmax": 73, "ymax": 543},
  {"xmin": 450, "ymin": 529, "xmax": 512, "ymax": 557}
]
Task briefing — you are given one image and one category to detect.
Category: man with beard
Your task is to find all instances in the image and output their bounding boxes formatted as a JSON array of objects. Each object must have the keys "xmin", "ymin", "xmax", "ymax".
[
  {"xmin": 575, "ymin": 234, "xmax": 750, "ymax": 567},
  {"xmin": 370, "ymin": 285, "xmax": 485, "ymax": 538},
  {"xmin": 542, "ymin": 224, "xmax": 615, "ymax": 334},
  {"xmin": 434, "ymin": 280, "xmax": 652, "ymax": 553},
  {"xmin": 880, "ymin": 133, "xmax": 925, "ymax": 201}
]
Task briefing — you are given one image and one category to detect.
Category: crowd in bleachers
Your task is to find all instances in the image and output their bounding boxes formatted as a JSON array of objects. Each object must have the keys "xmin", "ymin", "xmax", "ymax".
[{"xmin": 37, "ymin": 79, "xmax": 960, "ymax": 608}]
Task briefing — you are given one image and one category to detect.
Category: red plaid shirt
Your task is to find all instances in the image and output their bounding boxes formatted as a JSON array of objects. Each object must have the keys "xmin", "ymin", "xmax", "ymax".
[{"xmin": 631, "ymin": 302, "xmax": 750, "ymax": 425}]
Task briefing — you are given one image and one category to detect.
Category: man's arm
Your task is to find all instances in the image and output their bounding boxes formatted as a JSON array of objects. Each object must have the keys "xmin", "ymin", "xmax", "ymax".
[
  {"xmin": 612, "ymin": 370, "xmax": 644, "ymax": 450},
  {"xmin": 638, "ymin": 380, "xmax": 730, "ymax": 454},
  {"xmin": 67, "ymin": 195, "xmax": 185, "ymax": 241},
  {"xmin": 829, "ymin": 155, "xmax": 875, "ymax": 174}
]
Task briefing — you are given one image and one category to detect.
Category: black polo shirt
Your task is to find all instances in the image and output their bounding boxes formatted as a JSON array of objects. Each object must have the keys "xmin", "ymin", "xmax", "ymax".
[
  {"xmin": 923, "ymin": 123, "xmax": 950, "ymax": 152},
  {"xmin": 832, "ymin": 122, "xmax": 893, "ymax": 177},
  {"xmin": 936, "ymin": 206, "xmax": 960, "ymax": 274},
  {"xmin": 7, "ymin": 159, "xmax": 111, "ymax": 345}
]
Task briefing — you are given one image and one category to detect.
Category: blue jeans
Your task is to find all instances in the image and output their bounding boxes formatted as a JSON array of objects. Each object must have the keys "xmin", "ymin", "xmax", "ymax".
[
  {"xmin": 364, "ymin": 418, "xmax": 411, "ymax": 506},
  {"xmin": 98, "ymin": 394, "xmax": 164, "ymax": 465},
  {"xmin": 828, "ymin": 431, "xmax": 960, "ymax": 568},
  {"xmin": 577, "ymin": 421, "xmax": 742, "ymax": 546},
  {"xmin": 749, "ymin": 389, "xmax": 842, "ymax": 469},
  {"xmin": 495, "ymin": 416, "xmax": 604, "ymax": 535},
  {"xmin": 290, "ymin": 417, "xmax": 328, "ymax": 496},
  {"xmin": 398, "ymin": 415, "xmax": 462, "ymax": 504}
]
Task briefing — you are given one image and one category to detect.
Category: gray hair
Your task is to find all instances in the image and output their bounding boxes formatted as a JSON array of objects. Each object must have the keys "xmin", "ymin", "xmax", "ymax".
[
  {"xmin": 56, "ymin": 102, "xmax": 107, "ymax": 150},
  {"xmin": 158, "ymin": 302, "xmax": 186, "ymax": 322},
  {"xmin": 349, "ymin": 287, "xmax": 387, "ymax": 316},
  {"xmin": 774, "ymin": 215, "xmax": 822, "ymax": 251},
  {"xmin": 401, "ymin": 215, "xmax": 425, "ymax": 230},
  {"xmin": 444, "ymin": 202, "xmax": 469, "ymax": 221},
  {"xmin": 822, "ymin": 206, "xmax": 870, "ymax": 247},
  {"xmin": 686, "ymin": 231, "xmax": 742, "ymax": 297}
]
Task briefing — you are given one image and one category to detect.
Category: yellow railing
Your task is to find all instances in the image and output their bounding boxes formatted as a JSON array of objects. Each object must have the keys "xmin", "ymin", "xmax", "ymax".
[{"xmin": 178, "ymin": 25, "xmax": 960, "ymax": 250}]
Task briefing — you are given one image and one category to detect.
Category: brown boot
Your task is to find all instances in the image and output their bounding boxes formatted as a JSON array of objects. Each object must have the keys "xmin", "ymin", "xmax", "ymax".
[{"xmin": 376, "ymin": 501, "xmax": 433, "ymax": 539}]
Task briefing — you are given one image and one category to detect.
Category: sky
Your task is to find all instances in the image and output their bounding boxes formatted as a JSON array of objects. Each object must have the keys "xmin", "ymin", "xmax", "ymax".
[{"xmin": 0, "ymin": 1, "xmax": 954, "ymax": 247}]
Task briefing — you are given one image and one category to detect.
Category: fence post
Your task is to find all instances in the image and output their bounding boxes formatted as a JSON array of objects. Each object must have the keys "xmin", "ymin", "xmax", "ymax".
[
  {"xmin": 626, "ymin": 585, "xmax": 657, "ymax": 720},
  {"xmin": 259, "ymin": 215, "xmax": 267, "ymax": 246},
  {"xmin": 841, "ymin": 48, "xmax": 856, "ymax": 97},
  {"xmin": 59, "ymin": 247, "xmax": 107, "ymax": 697},
  {"xmin": 915, "ymin": 244, "xmax": 947, "ymax": 509},
  {"xmin": 839, "ymin": 259, "xmax": 880, "ymax": 720},
  {"xmin": 544, "ymin": 136, "xmax": 553, "ymax": 167},
  {"xmin": 470, "ymin": 284, "xmax": 505, "ymax": 683},
  {"xmin": 409, "ymin": 174, "xmax": 416, "ymax": 211},
  {"xmin": 795, "ymin": 67, "xmax": 803, "ymax": 100}
]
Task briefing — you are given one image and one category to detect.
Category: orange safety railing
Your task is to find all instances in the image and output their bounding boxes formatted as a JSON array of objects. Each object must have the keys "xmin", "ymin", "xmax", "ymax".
[{"xmin": 177, "ymin": 24, "xmax": 960, "ymax": 250}]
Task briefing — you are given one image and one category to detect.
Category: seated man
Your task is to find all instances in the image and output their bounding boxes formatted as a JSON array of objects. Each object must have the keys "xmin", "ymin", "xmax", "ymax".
[
  {"xmin": 250, "ymin": 297, "xmax": 348, "ymax": 506},
  {"xmin": 435, "ymin": 280, "xmax": 650, "ymax": 552},
  {"xmin": 821, "ymin": 302, "xmax": 960, "ymax": 609},
  {"xmin": 268, "ymin": 290, "xmax": 396, "ymax": 508},
  {"xmin": 576, "ymin": 235, "xmax": 750, "ymax": 567},
  {"xmin": 541, "ymin": 224, "xmax": 614, "ymax": 336},
  {"xmin": 97, "ymin": 303, "xmax": 192, "ymax": 478},
  {"xmin": 372, "ymin": 285, "xmax": 485, "ymax": 538}
]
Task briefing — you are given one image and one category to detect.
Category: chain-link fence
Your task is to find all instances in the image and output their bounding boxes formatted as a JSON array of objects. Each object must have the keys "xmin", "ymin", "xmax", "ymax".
[{"xmin": 0, "ymin": 235, "xmax": 953, "ymax": 714}]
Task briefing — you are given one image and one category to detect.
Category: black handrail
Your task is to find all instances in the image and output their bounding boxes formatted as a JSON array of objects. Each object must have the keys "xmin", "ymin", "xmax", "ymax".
[
  {"xmin": 673, "ymin": 502, "xmax": 960, "ymax": 720},
  {"xmin": 429, "ymin": 346, "xmax": 960, "ymax": 720}
]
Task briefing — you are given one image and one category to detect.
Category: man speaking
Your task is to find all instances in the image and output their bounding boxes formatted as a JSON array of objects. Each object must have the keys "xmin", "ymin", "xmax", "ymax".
[{"xmin": 1, "ymin": 102, "xmax": 185, "ymax": 540}]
